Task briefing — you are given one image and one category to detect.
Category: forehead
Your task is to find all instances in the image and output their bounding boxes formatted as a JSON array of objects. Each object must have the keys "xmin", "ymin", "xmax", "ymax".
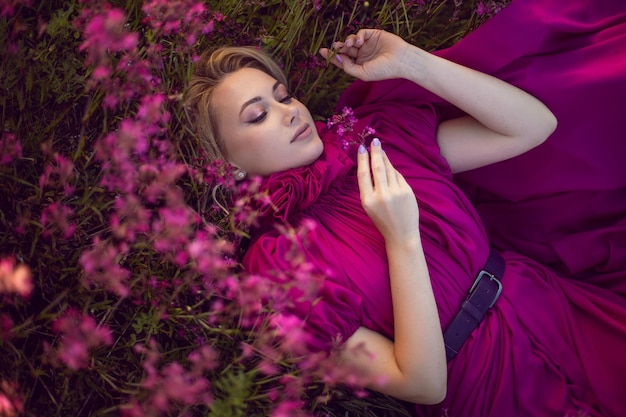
[{"xmin": 217, "ymin": 67, "xmax": 278, "ymax": 100}]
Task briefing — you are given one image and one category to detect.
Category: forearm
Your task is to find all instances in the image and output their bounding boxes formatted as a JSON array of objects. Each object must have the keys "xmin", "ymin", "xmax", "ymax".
[
  {"xmin": 396, "ymin": 46, "xmax": 556, "ymax": 140},
  {"xmin": 385, "ymin": 235, "xmax": 446, "ymax": 401}
]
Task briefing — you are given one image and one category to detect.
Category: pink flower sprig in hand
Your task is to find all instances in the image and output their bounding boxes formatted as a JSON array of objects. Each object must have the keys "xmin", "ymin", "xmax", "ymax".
[{"xmin": 326, "ymin": 106, "xmax": 376, "ymax": 150}]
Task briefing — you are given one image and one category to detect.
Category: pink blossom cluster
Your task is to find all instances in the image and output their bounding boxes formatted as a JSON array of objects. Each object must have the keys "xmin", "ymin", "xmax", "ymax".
[
  {"xmin": 142, "ymin": 0, "xmax": 214, "ymax": 50},
  {"xmin": 216, "ymin": 221, "xmax": 372, "ymax": 410},
  {"xmin": 79, "ymin": 237, "xmax": 131, "ymax": 297},
  {"xmin": 73, "ymin": 0, "xmax": 226, "ymax": 303},
  {"xmin": 0, "ymin": 256, "xmax": 32, "ymax": 298},
  {"xmin": 66, "ymin": 0, "xmax": 372, "ymax": 413},
  {"xmin": 49, "ymin": 309, "xmax": 113, "ymax": 371},
  {"xmin": 40, "ymin": 202, "xmax": 76, "ymax": 239},
  {"xmin": 476, "ymin": 1, "xmax": 507, "ymax": 16},
  {"xmin": 0, "ymin": 133, "xmax": 22, "ymax": 165},
  {"xmin": 326, "ymin": 106, "xmax": 376, "ymax": 149},
  {"xmin": 0, "ymin": 0, "xmax": 31, "ymax": 18},
  {"xmin": 0, "ymin": 314, "xmax": 14, "ymax": 340},
  {"xmin": 38, "ymin": 146, "xmax": 76, "ymax": 194},
  {"xmin": 0, "ymin": 380, "xmax": 24, "ymax": 417},
  {"xmin": 74, "ymin": 4, "xmax": 158, "ymax": 108},
  {"xmin": 37, "ymin": 144, "xmax": 77, "ymax": 240},
  {"xmin": 121, "ymin": 340, "xmax": 215, "ymax": 417}
]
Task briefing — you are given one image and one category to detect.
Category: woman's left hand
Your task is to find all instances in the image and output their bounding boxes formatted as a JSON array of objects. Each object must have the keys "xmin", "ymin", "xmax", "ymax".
[{"xmin": 319, "ymin": 29, "xmax": 408, "ymax": 82}]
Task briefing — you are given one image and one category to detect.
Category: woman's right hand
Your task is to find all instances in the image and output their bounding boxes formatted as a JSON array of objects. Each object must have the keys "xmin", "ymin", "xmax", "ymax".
[
  {"xmin": 357, "ymin": 138, "xmax": 420, "ymax": 244},
  {"xmin": 319, "ymin": 29, "xmax": 409, "ymax": 82}
]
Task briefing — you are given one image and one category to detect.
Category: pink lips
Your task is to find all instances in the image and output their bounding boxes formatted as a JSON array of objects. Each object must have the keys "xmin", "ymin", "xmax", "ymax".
[{"xmin": 291, "ymin": 124, "xmax": 311, "ymax": 143}]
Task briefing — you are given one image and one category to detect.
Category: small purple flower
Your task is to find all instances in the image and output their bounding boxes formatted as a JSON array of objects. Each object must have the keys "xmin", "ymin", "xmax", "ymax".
[{"xmin": 327, "ymin": 106, "xmax": 375, "ymax": 149}]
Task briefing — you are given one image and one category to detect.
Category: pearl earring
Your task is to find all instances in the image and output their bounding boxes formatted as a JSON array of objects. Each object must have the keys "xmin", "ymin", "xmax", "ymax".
[{"xmin": 235, "ymin": 170, "xmax": 246, "ymax": 181}]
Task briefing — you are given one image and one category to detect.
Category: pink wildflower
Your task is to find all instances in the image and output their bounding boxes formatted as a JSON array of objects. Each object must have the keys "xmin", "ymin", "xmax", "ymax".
[
  {"xmin": 95, "ymin": 131, "xmax": 138, "ymax": 194},
  {"xmin": 326, "ymin": 106, "xmax": 375, "ymax": 149},
  {"xmin": 270, "ymin": 313, "xmax": 310, "ymax": 355},
  {"xmin": 476, "ymin": 1, "xmax": 489, "ymax": 15},
  {"xmin": 142, "ymin": 0, "xmax": 213, "ymax": 47},
  {"xmin": 0, "ymin": 133, "xmax": 22, "ymax": 165},
  {"xmin": 117, "ymin": 119, "xmax": 150, "ymax": 156},
  {"xmin": 38, "ymin": 153, "xmax": 76, "ymax": 195},
  {"xmin": 51, "ymin": 309, "xmax": 113, "ymax": 371},
  {"xmin": 0, "ymin": 0, "xmax": 31, "ymax": 18},
  {"xmin": 0, "ymin": 380, "xmax": 24, "ymax": 417},
  {"xmin": 271, "ymin": 400, "xmax": 307, "ymax": 417},
  {"xmin": 131, "ymin": 340, "xmax": 212, "ymax": 415},
  {"xmin": 0, "ymin": 257, "xmax": 33, "ymax": 298},
  {"xmin": 0, "ymin": 314, "xmax": 14, "ymax": 340},
  {"xmin": 140, "ymin": 162, "xmax": 186, "ymax": 203},
  {"xmin": 187, "ymin": 345, "xmax": 219, "ymax": 376},
  {"xmin": 476, "ymin": 1, "xmax": 506, "ymax": 16},
  {"xmin": 136, "ymin": 94, "xmax": 168, "ymax": 126},
  {"xmin": 79, "ymin": 237, "xmax": 131, "ymax": 297},
  {"xmin": 152, "ymin": 204, "xmax": 200, "ymax": 253},
  {"xmin": 40, "ymin": 202, "xmax": 76, "ymax": 239},
  {"xmin": 110, "ymin": 194, "xmax": 151, "ymax": 242},
  {"xmin": 79, "ymin": 8, "xmax": 138, "ymax": 66},
  {"xmin": 184, "ymin": 228, "xmax": 234, "ymax": 276}
]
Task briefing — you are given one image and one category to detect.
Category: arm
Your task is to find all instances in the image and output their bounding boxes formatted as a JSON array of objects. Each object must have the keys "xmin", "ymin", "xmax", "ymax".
[
  {"xmin": 339, "ymin": 139, "xmax": 447, "ymax": 404},
  {"xmin": 320, "ymin": 30, "xmax": 557, "ymax": 173}
]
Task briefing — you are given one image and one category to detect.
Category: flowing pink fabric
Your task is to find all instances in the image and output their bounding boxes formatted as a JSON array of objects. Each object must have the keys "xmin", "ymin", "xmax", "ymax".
[
  {"xmin": 243, "ymin": 0, "xmax": 626, "ymax": 415},
  {"xmin": 440, "ymin": 0, "xmax": 626, "ymax": 290}
]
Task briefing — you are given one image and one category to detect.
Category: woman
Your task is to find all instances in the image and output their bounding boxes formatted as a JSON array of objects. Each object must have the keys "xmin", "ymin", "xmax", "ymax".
[{"xmin": 184, "ymin": 1, "xmax": 626, "ymax": 415}]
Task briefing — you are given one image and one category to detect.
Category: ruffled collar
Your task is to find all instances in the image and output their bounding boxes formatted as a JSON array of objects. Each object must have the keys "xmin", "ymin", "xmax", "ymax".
[{"xmin": 246, "ymin": 122, "xmax": 354, "ymax": 232}]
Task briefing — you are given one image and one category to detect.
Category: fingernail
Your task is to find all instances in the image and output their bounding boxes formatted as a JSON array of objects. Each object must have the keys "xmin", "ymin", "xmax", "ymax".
[
  {"xmin": 372, "ymin": 138, "xmax": 380, "ymax": 147},
  {"xmin": 335, "ymin": 54, "xmax": 343, "ymax": 64},
  {"xmin": 358, "ymin": 144, "xmax": 366, "ymax": 154},
  {"xmin": 355, "ymin": 38, "xmax": 362, "ymax": 46}
]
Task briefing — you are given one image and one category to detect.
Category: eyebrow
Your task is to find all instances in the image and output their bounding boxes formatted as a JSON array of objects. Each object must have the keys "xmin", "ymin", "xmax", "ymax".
[{"xmin": 239, "ymin": 80, "xmax": 282, "ymax": 116}]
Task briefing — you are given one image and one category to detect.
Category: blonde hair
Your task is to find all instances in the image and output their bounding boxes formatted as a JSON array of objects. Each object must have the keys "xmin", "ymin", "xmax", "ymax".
[{"xmin": 184, "ymin": 46, "xmax": 288, "ymax": 162}]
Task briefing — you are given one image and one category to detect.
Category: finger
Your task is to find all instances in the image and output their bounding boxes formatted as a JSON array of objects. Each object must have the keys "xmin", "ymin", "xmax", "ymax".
[
  {"xmin": 381, "ymin": 149, "xmax": 398, "ymax": 188},
  {"xmin": 344, "ymin": 34, "xmax": 358, "ymax": 48},
  {"xmin": 357, "ymin": 28, "xmax": 374, "ymax": 44},
  {"xmin": 369, "ymin": 138, "xmax": 387, "ymax": 189},
  {"xmin": 319, "ymin": 48, "xmax": 345, "ymax": 66},
  {"xmin": 357, "ymin": 144, "xmax": 373, "ymax": 195}
]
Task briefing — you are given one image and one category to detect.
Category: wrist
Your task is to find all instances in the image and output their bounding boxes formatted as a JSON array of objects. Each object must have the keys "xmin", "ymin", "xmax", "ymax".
[
  {"xmin": 397, "ymin": 45, "xmax": 429, "ymax": 83},
  {"xmin": 385, "ymin": 233, "xmax": 423, "ymax": 254}
]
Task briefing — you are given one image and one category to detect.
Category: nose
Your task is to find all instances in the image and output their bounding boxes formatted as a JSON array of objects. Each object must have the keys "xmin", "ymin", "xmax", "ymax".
[{"xmin": 283, "ymin": 102, "xmax": 299, "ymax": 125}]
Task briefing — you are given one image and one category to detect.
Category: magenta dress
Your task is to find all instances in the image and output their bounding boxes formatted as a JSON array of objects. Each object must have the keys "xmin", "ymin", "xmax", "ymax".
[
  {"xmin": 242, "ymin": 0, "xmax": 626, "ymax": 415},
  {"xmin": 438, "ymin": 0, "xmax": 626, "ymax": 291}
]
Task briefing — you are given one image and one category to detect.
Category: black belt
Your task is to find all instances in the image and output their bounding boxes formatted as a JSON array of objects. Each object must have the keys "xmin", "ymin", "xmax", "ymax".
[{"xmin": 444, "ymin": 248, "xmax": 505, "ymax": 361}]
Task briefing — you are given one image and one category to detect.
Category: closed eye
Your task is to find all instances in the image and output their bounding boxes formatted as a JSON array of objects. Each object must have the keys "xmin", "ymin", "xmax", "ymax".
[
  {"xmin": 248, "ymin": 112, "xmax": 267, "ymax": 124},
  {"xmin": 279, "ymin": 95, "xmax": 292, "ymax": 103}
]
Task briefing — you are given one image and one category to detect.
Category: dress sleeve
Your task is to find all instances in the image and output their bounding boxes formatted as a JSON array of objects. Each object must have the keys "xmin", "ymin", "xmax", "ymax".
[{"xmin": 243, "ymin": 229, "xmax": 363, "ymax": 353}]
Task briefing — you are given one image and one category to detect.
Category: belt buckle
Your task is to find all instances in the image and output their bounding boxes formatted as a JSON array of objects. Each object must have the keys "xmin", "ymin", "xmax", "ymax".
[{"xmin": 468, "ymin": 270, "xmax": 503, "ymax": 308}]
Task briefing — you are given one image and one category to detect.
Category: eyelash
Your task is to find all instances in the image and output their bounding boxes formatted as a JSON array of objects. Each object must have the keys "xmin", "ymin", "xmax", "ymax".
[{"xmin": 249, "ymin": 95, "xmax": 293, "ymax": 124}]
